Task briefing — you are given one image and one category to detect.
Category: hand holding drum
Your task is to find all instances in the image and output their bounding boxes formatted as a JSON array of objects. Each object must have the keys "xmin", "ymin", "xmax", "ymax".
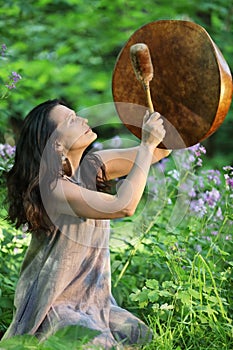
[{"xmin": 141, "ymin": 111, "xmax": 165, "ymax": 149}]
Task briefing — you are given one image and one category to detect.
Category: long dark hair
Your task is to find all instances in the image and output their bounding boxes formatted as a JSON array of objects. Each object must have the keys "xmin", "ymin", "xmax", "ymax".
[{"xmin": 6, "ymin": 99, "xmax": 110, "ymax": 234}]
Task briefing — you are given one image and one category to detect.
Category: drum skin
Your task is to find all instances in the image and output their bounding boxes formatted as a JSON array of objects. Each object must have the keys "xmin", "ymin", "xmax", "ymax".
[{"xmin": 112, "ymin": 20, "xmax": 233, "ymax": 149}]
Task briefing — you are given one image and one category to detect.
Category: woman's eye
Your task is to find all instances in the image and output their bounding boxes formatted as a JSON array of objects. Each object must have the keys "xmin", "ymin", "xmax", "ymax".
[{"xmin": 70, "ymin": 117, "xmax": 76, "ymax": 124}]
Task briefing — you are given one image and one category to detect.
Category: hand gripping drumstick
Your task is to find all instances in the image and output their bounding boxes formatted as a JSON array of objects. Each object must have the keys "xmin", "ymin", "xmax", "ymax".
[{"xmin": 130, "ymin": 43, "xmax": 154, "ymax": 113}]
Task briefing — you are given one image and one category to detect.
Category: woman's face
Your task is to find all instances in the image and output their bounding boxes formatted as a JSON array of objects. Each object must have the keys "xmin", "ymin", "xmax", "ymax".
[{"xmin": 49, "ymin": 104, "xmax": 97, "ymax": 152}]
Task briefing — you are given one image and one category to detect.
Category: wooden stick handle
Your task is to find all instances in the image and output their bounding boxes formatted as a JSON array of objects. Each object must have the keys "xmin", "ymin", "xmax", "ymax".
[
  {"xmin": 145, "ymin": 82, "xmax": 154, "ymax": 113},
  {"xmin": 130, "ymin": 43, "xmax": 155, "ymax": 113}
]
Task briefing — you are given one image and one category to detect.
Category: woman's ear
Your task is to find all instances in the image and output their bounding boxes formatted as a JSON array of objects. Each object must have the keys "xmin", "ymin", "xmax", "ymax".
[{"xmin": 54, "ymin": 140, "xmax": 64, "ymax": 154}]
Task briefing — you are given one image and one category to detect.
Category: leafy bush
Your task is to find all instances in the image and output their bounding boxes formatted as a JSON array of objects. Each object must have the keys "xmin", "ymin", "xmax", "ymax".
[
  {"xmin": 110, "ymin": 144, "xmax": 233, "ymax": 349},
  {"xmin": 0, "ymin": 1, "xmax": 233, "ymax": 348},
  {"xmin": 0, "ymin": 325, "xmax": 100, "ymax": 350},
  {"xmin": 0, "ymin": 219, "xmax": 29, "ymax": 335},
  {"xmin": 0, "ymin": 0, "xmax": 232, "ymax": 159},
  {"xmin": 0, "ymin": 138, "xmax": 232, "ymax": 349}
]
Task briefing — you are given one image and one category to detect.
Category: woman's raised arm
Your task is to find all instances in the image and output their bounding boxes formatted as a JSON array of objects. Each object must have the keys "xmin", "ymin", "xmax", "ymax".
[
  {"xmin": 51, "ymin": 112, "xmax": 166, "ymax": 220},
  {"xmin": 94, "ymin": 147, "xmax": 171, "ymax": 180}
]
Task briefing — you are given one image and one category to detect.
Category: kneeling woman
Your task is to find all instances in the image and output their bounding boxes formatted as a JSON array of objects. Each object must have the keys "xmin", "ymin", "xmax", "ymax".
[{"xmin": 3, "ymin": 99, "xmax": 169, "ymax": 348}]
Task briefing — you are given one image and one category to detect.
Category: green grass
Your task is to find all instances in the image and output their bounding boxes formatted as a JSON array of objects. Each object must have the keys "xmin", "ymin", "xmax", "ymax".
[{"xmin": 0, "ymin": 144, "xmax": 232, "ymax": 349}]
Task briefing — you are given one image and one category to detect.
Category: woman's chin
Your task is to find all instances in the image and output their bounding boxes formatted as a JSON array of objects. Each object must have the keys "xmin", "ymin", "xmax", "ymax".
[{"xmin": 91, "ymin": 132, "xmax": 98, "ymax": 141}]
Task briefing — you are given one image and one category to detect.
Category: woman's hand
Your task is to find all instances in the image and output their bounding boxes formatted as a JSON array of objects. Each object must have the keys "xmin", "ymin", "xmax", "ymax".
[
  {"xmin": 50, "ymin": 111, "xmax": 167, "ymax": 220},
  {"xmin": 141, "ymin": 111, "xmax": 166, "ymax": 150}
]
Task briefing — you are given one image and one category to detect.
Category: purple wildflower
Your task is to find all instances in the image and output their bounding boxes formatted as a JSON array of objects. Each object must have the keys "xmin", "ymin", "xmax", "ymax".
[
  {"xmin": 1, "ymin": 43, "xmax": 7, "ymax": 56},
  {"xmin": 223, "ymin": 166, "xmax": 233, "ymax": 172},
  {"xmin": 6, "ymin": 83, "xmax": 16, "ymax": 90},
  {"xmin": 202, "ymin": 188, "xmax": 220, "ymax": 208},
  {"xmin": 211, "ymin": 230, "xmax": 218, "ymax": 236},
  {"xmin": 203, "ymin": 236, "xmax": 211, "ymax": 241},
  {"xmin": 188, "ymin": 154, "xmax": 195, "ymax": 163},
  {"xmin": 6, "ymin": 71, "xmax": 22, "ymax": 90},
  {"xmin": 184, "ymin": 143, "xmax": 206, "ymax": 168},
  {"xmin": 190, "ymin": 198, "xmax": 207, "ymax": 217},
  {"xmin": 179, "ymin": 179, "xmax": 195, "ymax": 197},
  {"xmin": 215, "ymin": 207, "xmax": 223, "ymax": 219},
  {"xmin": 22, "ymin": 223, "xmax": 29, "ymax": 233},
  {"xmin": 195, "ymin": 244, "xmax": 202, "ymax": 252},
  {"xmin": 188, "ymin": 188, "xmax": 196, "ymax": 198},
  {"xmin": 92, "ymin": 141, "xmax": 103, "ymax": 150},
  {"xmin": 189, "ymin": 143, "xmax": 206, "ymax": 157},
  {"xmin": 0, "ymin": 143, "xmax": 16, "ymax": 158},
  {"xmin": 0, "ymin": 144, "xmax": 16, "ymax": 172},
  {"xmin": 196, "ymin": 158, "xmax": 203, "ymax": 167},
  {"xmin": 168, "ymin": 169, "xmax": 180, "ymax": 181},
  {"xmin": 190, "ymin": 143, "xmax": 206, "ymax": 156},
  {"xmin": 110, "ymin": 135, "xmax": 122, "ymax": 148},
  {"xmin": 5, "ymin": 144, "xmax": 16, "ymax": 157},
  {"xmin": 12, "ymin": 71, "xmax": 21, "ymax": 82},
  {"xmin": 198, "ymin": 177, "xmax": 204, "ymax": 189},
  {"xmin": 157, "ymin": 157, "xmax": 169, "ymax": 172},
  {"xmin": 223, "ymin": 166, "xmax": 233, "ymax": 190},
  {"xmin": 224, "ymin": 174, "xmax": 233, "ymax": 190},
  {"xmin": 226, "ymin": 178, "xmax": 233, "ymax": 190},
  {"xmin": 204, "ymin": 169, "xmax": 221, "ymax": 185}
]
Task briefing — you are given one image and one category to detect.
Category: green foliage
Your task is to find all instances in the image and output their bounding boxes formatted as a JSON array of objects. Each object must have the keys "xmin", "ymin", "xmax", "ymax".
[
  {"xmin": 110, "ymin": 145, "xmax": 233, "ymax": 349},
  {"xmin": 0, "ymin": 144, "xmax": 232, "ymax": 349},
  {"xmin": 0, "ymin": 0, "xmax": 232, "ymax": 157},
  {"xmin": 0, "ymin": 1, "xmax": 233, "ymax": 348},
  {"xmin": 0, "ymin": 216, "xmax": 29, "ymax": 333},
  {"xmin": 0, "ymin": 325, "xmax": 100, "ymax": 349}
]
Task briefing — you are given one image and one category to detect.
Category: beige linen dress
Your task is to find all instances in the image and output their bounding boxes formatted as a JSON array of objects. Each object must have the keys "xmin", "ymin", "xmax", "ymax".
[{"xmin": 3, "ymin": 176, "xmax": 152, "ymax": 349}]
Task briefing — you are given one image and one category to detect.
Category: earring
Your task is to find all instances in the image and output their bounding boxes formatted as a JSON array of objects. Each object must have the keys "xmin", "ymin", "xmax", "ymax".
[{"xmin": 61, "ymin": 154, "xmax": 72, "ymax": 177}]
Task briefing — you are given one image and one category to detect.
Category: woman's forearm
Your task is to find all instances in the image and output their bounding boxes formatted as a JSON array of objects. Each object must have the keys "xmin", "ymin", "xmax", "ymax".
[{"xmin": 116, "ymin": 143, "xmax": 154, "ymax": 216}]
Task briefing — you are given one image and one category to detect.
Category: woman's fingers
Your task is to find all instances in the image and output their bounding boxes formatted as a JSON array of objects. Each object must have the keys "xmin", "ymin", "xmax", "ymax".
[
  {"xmin": 144, "ymin": 111, "xmax": 164, "ymax": 131},
  {"xmin": 143, "ymin": 111, "xmax": 161, "ymax": 124},
  {"xmin": 141, "ymin": 110, "xmax": 166, "ymax": 146}
]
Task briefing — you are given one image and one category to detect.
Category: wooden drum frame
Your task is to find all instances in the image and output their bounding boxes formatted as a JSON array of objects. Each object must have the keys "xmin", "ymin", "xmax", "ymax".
[{"xmin": 112, "ymin": 20, "xmax": 232, "ymax": 149}]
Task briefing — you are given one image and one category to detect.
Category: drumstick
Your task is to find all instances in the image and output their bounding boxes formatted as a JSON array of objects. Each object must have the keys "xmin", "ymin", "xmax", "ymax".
[{"xmin": 130, "ymin": 43, "xmax": 154, "ymax": 113}]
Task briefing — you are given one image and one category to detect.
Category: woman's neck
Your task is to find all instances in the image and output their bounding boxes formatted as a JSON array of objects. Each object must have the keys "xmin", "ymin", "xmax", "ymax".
[{"xmin": 66, "ymin": 148, "xmax": 84, "ymax": 176}]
